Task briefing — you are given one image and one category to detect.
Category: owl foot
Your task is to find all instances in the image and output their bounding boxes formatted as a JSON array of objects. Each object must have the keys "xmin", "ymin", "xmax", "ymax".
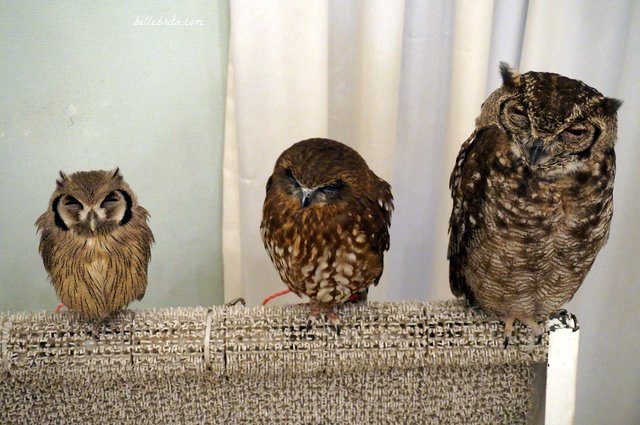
[
  {"xmin": 306, "ymin": 315, "xmax": 340, "ymax": 334},
  {"xmin": 518, "ymin": 316, "xmax": 544, "ymax": 338},
  {"xmin": 307, "ymin": 304, "xmax": 341, "ymax": 335},
  {"xmin": 502, "ymin": 315, "xmax": 544, "ymax": 348},
  {"xmin": 549, "ymin": 309, "xmax": 580, "ymax": 332}
]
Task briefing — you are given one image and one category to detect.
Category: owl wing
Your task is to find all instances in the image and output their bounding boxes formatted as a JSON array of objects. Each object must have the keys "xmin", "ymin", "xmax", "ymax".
[
  {"xmin": 35, "ymin": 213, "xmax": 57, "ymax": 273},
  {"xmin": 447, "ymin": 125, "xmax": 501, "ymax": 304},
  {"xmin": 363, "ymin": 178, "xmax": 393, "ymax": 285},
  {"xmin": 367, "ymin": 178, "xmax": 393, "ymax": 252},
  {"xmin": 127, "ymin": 206, "xmax": 154, "ymax": 302}
]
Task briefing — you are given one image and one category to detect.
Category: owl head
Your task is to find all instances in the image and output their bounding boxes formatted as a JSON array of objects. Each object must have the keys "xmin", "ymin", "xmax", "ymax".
[
  {"xmin": 480, "ymin": 63, "xmax": 622, "ymax": 169},
  {"xmin": 44, "ymin": 168, "xmax": 139, "ymax": 237},
  {"xmin": 267, "ymin": 139, "xmax": 373, "ymax": 209}
]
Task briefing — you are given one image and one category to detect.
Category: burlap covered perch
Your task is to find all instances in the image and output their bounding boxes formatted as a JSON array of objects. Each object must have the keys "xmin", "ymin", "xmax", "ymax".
[{"xmin": 1, "ymin": 299, "xmax": 548, "ymax": 424}]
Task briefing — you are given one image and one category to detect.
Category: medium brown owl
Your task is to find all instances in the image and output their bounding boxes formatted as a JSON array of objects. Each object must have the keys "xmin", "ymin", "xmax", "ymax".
[
  {"xmin": 261, "ymin": 138, "xmax": 393, "ymax": 327},
  {"xmin": 448, "ymin": 63, "xmax": 621, "ymax": 345},
  {"xmin": 36, "ymin": 169, "xmax": 154, "ymax": 319}
]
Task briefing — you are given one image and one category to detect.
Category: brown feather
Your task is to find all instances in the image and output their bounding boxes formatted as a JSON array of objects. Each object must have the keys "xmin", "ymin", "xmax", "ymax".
[
  {"xmin": 36, "ymin": 170, "xmax": 154, "ymax": 319},
  {"xmin": 261, "ymin": 138, "xmax": 393, "ymax": 309},
  {"xmin": 448, "ymin": 66, "xmax": 618, "ymax": 323}
]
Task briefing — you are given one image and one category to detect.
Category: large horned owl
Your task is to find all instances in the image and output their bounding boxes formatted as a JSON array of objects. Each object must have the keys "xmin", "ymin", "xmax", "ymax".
[
  {"xmin": 448, "ymin": 63, "xmax": 621, "ymax": 344},
  {"xmin": 36, "ymin": 169, "xmax": 154, "ymax": 319},
  {"xmin": 261, "ymin": 139, "xmax": 393, "ymax": 327}
]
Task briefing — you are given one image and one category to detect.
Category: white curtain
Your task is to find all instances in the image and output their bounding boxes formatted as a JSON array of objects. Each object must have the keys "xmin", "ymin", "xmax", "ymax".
[{"xmin": 223, "ymin": 1, "xmax": 640, "ymax": 424}]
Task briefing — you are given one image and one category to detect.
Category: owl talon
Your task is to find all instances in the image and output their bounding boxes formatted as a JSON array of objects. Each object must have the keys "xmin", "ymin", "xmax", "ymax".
[
  {"xmin": 552, "ymin": 309, "xmax": 568, "ymax": 317},
  {"xmin": 325, "ymin": 311, "xmax": 341, "ymax": 335},
  {"xmin": 306, "ymin": 313, "xmax": 318, "ymax": 332},
  {"xmin": 549, "ymin": 310, "xmax": 580, "ymax": 332},
  {"xmin": 501, "ymin": 316, "xmax": 515, "ymax": 349},
  {"xmin": 570, "ymin": 313, "xmax": 580, "ymax": 332}
]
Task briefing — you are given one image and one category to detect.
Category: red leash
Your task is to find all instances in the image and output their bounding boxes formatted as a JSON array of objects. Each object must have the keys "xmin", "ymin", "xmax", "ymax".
[
  {"xmin": 261, "ymin": 289, "xmax": 292, "ymax": 306},
  {"xmin": 261, "ymin": 289, "xmax": 361, "ymax": 306},
  {"xmin": 54, "ymin": 303, "xmax": 66, "ymax": 312}
]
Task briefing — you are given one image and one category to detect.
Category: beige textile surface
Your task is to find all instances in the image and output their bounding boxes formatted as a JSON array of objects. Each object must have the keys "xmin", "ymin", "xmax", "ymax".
[{"xmin": 1, "ymin": 300, "xmax": 547, "ymax": 424}]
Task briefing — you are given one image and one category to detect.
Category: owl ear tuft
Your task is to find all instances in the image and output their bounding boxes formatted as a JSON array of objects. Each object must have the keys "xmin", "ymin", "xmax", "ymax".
[
  {"xmin": 111, "ymin": 167, "xmax": 122, "ymax": 180},
  {"xmin": 601, "ymin": 97, "xmax": 623, "ymax": 115},
  {"xmin": 499, "ymin": 62, "xmax": 521, "ymax": 89},
  {"xmin": 56, "ymin": 171, "xmax": 68, "ymax": 189}
]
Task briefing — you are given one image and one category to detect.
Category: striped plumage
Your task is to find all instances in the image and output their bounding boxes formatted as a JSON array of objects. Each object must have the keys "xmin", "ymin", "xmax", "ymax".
[
  {"xmin": 36, "ymin": 169, "xmax": 154, "ymax": 319},
  {"xmin": 448, "ymin": 64, "xmax": 620, "ymax": 340}
]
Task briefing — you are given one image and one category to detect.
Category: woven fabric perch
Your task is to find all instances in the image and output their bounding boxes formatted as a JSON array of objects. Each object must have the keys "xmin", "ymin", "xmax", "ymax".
[{"xmin": 1, "ymin": 299, "xmax": 548, "ymax": 424}]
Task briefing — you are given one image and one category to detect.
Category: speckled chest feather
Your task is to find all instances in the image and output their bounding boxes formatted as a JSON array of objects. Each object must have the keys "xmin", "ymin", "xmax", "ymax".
[
  {"xmin": 453, "ymin": 127, "xmax": 614, "ymax": 319},
  {"xmin": 262, "ymin": 203, "xmax": 385, "ymax": 305}
]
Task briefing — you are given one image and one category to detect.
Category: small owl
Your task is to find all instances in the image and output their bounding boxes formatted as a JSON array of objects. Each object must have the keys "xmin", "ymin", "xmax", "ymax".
[
  {"xmin": 36, "ymin": 169, "xmax": 154, "ymax": 319},
  {"xmin": 261, "ymin": 138, "xmax": 393, "ymax": 327},
  {"xmin": 448, "ymin": 63, "xmax": 621, "ymax": 344}
]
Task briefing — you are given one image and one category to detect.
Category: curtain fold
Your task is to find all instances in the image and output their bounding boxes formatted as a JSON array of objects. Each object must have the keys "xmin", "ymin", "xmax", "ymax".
[
  {"xmin": 223, "ymin": 0, "xmax": 329, "ymax": 306},
  {"xmin": 224, "ymin": 2, "xmax": 640, "ymax": 423},
  {"xmin": 385, "ymin": 0, "xmax": 455, "ymax": 301},
  {"xmin": 519, "ymin": 2, "xmax": 640, "ymax": 424}
]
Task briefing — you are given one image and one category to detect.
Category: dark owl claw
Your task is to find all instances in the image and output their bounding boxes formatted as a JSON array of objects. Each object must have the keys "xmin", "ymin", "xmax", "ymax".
[
  {"xmin": 503, "ymin": 336, "xmax": 510, "ymax": 349},
  {"xmin": 570, "ymin": 313, "xmax": 580, "ymax": 332},
  {"xmin": 306, "ymin": 319, "xmax": 313, "ymax": 333},
  {"xmin": 332, "ymin": 324, "xmax": 341, "ymax": 336},
  {"xmin": 549, "ymin": 309, "xmax": 579, "ymax": 332},
  {"xmin": 535, "ymin": 334, "xmax": 543, "ymax": 345}
]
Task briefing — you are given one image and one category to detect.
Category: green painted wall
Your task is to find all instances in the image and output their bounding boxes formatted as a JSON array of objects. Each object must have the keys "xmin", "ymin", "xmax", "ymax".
[{"xmin": 0, "ymin": 1, "xmax": 229, "ymax": 311}]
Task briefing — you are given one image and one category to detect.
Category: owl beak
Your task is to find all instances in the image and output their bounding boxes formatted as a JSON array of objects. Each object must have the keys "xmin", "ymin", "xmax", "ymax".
[
  {"xmin": 300, "ymin": 187, "xmax": 314, "ymax": 208},
  {"xmin": 88, "ymin": 210, "xmax": 98, "ymax": 233},
  {"xmin": 528, "ymin": 139, "xmax": 545, "ymax": 165}
]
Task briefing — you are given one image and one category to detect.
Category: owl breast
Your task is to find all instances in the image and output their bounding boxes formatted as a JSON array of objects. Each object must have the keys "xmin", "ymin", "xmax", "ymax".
[
  {"xmin": 464, "ymin": 141, "xmax": 614, "ymax": 319},
  {"xmin": 261, "ymin": 208, "xmax": 383, "ymax": 306},
  {"xmin": 51, "ymin": 236, "xmax": 147, "ymax": 319}
]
